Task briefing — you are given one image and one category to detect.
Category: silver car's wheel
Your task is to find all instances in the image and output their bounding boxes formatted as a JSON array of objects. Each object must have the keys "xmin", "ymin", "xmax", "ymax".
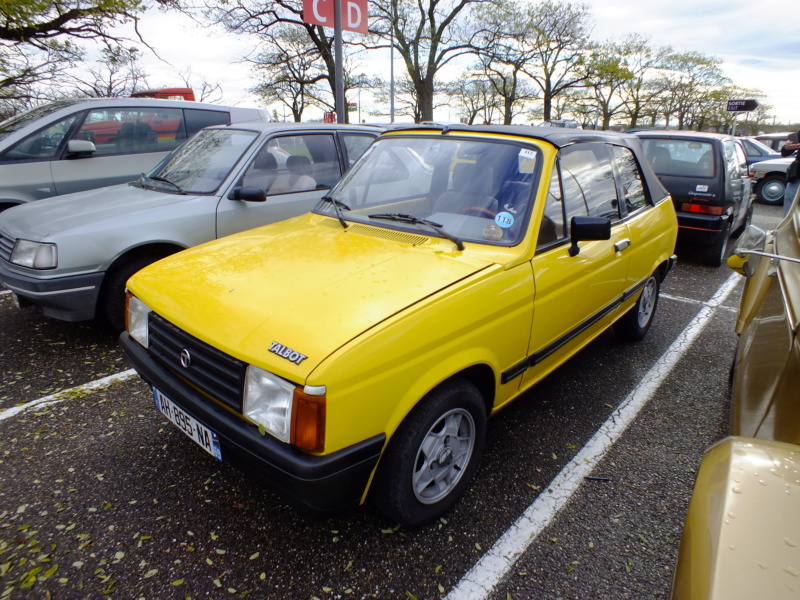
[
  {"xmin": 412, "ymin": 408, "xmax": 476, "ymax": 504},
  {"xmin": 755, "ymin": 175, "xmax": 786, "ymax": 205}
]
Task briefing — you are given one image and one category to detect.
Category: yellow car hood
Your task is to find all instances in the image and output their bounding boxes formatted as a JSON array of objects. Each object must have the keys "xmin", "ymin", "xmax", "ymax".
[{"xmin": 129, "ymin": 215, "xmax": 495, "ymax": 380}]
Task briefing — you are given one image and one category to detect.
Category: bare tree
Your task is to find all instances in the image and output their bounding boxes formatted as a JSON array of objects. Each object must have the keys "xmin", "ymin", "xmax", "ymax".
[
  {"xmin": 370, "ymin": 0, "xmax": 490, "ymax": 121},
  {"xmin": 470, "ymin": 1, "xmax": 540, "ymax": 124},
  {"xmin": 583, "ymin": 42, "xmax": 633, "ymax": 129},
  {"xmin": 519, "ymin": 0, "xmax": 592, "ymax": 122},
  {"xmin": 444, "ymin": 75, "xmax": 494, "ymax": 124},
  {"xmin": 658, "ymin": 50, "xmax": 729, "ymax": 130},
  {"xmin": 65, "ymin": 45, "xmax": 149, "ymax": 98},
  {"xmin": 203, "ymin": 0, "xmax": 369, "ymax": 116}
]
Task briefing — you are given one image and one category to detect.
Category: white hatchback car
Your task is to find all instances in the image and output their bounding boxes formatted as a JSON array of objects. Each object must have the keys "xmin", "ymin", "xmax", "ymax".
[{"xmin": 0, "ymin": 97, "xmax": 269, "ymax": 212}]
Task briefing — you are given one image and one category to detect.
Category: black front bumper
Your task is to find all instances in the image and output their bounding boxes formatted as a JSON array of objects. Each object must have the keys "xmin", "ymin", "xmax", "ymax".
[
  {"xmin": 0, "ymin": 260, "xmax": 103, "ymax": 321},
  {"xmin": 119, "ymin": 332, "xmax": 385, "ymax": 515}
]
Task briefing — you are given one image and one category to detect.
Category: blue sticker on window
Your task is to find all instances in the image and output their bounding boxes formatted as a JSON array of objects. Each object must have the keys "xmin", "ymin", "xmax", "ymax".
[{"xmin": 495, "ymin": 211, "xmax": 514, "ymax": 228}]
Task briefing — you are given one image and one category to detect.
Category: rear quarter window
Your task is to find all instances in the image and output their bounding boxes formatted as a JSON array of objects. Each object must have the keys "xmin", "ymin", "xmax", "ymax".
[{"xmin": 184, "ymin": 109, "xmax": 230, "ymax": 138}]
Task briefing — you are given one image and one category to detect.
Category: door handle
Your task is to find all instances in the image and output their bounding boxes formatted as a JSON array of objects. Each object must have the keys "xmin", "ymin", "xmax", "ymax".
[{"xmin": 614, "ymin": 239, "xmax": 631, "ymax": 252}]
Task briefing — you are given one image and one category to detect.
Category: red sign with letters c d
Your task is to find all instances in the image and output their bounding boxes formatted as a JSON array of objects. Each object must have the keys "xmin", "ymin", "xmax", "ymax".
[{"xmin": 303, "ymin": 0, "xmax": 368, "ymax": 34}]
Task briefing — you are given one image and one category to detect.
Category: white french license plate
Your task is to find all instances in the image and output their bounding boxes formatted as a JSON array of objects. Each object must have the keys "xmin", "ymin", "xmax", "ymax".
[{"xmin": 153, "ymin": 388, "xmax": 222, "ymax": 461}]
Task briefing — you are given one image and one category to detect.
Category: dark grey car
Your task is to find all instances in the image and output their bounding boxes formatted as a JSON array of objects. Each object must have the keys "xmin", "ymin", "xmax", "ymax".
[{"xmin": 636, "ymin": 130, "xmax": 753, "ymax": 266}]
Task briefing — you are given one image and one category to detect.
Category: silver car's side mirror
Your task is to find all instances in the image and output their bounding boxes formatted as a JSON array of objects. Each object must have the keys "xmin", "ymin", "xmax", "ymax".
[{"xmin": 66, "ymin": 139, "xmax": 97, "ymax": 157}]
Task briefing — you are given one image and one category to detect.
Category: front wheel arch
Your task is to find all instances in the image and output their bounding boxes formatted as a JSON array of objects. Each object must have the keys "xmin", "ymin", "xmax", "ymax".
[
  {"xmin": 370, "ymin": 377, "xmax": 488, "ymax": 526},
  {"xmin": 99, "ymin": 243, "xmax": 184, "ymax": 331}
]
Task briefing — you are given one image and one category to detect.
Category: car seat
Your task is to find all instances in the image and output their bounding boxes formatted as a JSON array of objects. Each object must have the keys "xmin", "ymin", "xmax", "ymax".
[
  {"xmin": 242, "ymin": 152, "xmax": 278, "ymax": 191},
  {"xmin": 435, "ymin": 162, "xmax": 498, "ymax": 216},
  {"xmin": 268, "ymin": 155, "xmax": 317, "ymax": 194}
]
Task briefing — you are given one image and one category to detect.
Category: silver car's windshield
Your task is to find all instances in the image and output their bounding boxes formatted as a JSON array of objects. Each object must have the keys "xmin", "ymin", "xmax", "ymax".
[
  {"xmin": 314, "ymin": 135, "xmax": 540, "ymax": 247},
  {"xmin": 145, "ymin": 128, "xmax": 259, "ymax": 194},
  {"xmin": 0, "ymin": 100, "xmax": 82, "ymax": 143}
]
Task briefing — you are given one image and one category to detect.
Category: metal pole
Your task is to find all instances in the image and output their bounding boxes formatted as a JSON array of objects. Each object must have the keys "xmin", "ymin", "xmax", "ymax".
[
  {"xmin": 389, "ymin": 0, "xmax": 395, "ymax": 123},
  {"xmin": 334, "ymin": 0, "xmax": 345, "ymax": 124}
]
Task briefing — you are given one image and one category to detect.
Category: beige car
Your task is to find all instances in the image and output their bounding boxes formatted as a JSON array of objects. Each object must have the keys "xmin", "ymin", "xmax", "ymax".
[{"xmin": 670, "ymin": 202, "xmax": 800, "ymax": 599}]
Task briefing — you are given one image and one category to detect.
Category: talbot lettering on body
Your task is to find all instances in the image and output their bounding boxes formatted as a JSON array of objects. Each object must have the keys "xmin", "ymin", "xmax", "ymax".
[{"xmin": 269, "ymin": 341, "xmax": 308, "ymax": 365}]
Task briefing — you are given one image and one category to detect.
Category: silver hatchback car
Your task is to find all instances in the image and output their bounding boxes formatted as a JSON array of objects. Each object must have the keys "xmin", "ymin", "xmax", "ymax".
[
  {"xmin": 0, "ymin": 97, "xmax": 269, "ymax": 211},
  {"xmin": 0, "ymin": 122, "xmax": 379, "ymax": 330}
]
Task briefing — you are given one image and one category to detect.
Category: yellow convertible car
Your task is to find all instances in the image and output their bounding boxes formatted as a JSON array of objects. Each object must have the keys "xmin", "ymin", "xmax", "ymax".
[
  {"xmin": 120, "ymin": 124, "xmax": 678, "ymax": 525},
  {"xmin": 671, "ymin": 198, "xmax": 800, "ymax": 598}
]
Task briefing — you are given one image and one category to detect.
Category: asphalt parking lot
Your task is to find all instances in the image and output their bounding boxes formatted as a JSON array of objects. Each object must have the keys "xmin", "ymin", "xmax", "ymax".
[{"xmin": 0, "ymin": 202, "xmax": 785, "ymax": 600}]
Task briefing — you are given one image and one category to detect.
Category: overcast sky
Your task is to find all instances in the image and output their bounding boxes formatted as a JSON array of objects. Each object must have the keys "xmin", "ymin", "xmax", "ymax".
[{"xmin": 120, "ymin": 0, "xmax": 800, "ymax": 125}]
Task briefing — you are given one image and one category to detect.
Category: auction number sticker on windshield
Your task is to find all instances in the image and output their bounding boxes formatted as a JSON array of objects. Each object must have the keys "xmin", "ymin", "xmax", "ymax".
[
  {"xmin": 495, "ymin": 212, "xmax": 514, "ymax": 228},
  {"xmin": 519, "ymin": 148, "xmax": 537, "ymax": 160}
]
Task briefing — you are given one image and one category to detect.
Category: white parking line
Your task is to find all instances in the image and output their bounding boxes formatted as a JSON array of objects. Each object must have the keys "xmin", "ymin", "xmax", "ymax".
[
  {"xmin": 0, "ymin": 369, "xmax": 138, "ymax": 422},
  {"xmin": 445, "ymin": 273, "xmax": 742, "ymax": 600}
]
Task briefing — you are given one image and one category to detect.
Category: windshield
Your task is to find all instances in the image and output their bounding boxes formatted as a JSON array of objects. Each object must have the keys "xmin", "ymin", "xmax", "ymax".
[
  {"xmin": 144, "ymin": 128, "xmax": 259, "ymax": 194},
  {"xmin": 0, "ymin": 100, "xmax": 83, "ymax": 143},
  {"xmin": 315, "ymin": 135, "xmax": 541, "ymax": 247},
  {"xmin": 641, "ymin": 138, "xmax": 715, "ymax": 178}
]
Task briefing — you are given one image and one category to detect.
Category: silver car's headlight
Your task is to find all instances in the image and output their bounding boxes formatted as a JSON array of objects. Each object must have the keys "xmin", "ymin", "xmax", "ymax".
[
  {"xmin": 127, "ymin": 295, "xmax": 152, "ymax": 348},
  {"xmin": 243, "ymin": 366, "xmax": 296, "ymax": 443},
  {"xmin": 10, "ymin": 239, "xmax": 57, "ymax": 269}
]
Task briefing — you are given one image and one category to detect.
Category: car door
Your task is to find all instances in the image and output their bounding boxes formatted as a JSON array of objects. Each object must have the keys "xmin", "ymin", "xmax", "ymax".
[
  {"xmin": 608, "ymin": 143, "xmax": 670, "ymax": 290},
  {"xmin": 215, "ymin": 132, "xmax": 344, "ymax": 238},
  {"xmin": 521, "ymin": 143, "xmax": 632, "ymax": 389}
]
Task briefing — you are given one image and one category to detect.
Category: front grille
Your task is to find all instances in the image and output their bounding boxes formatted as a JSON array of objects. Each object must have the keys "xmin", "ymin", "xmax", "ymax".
[
  {"xmin": 148, "ymin": 313, "xmax": 247, "ymax": 412},
  {"xmin": 0, "ymin": 231, "xmax": 14, "ymax": 262}
]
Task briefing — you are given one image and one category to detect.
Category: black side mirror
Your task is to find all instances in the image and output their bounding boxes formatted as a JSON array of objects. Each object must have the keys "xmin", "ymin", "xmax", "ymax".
[
  {"xmin": 228, "ymin": 187, "xmax": 267, "ymax": 202},
  {"xmin": 569, "ymin": 216, "xmax": 611, "ymax": 256}
]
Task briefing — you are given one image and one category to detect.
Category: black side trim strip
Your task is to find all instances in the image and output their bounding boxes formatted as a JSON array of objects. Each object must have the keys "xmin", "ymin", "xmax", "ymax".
[{"xmin": 500, "ymin": 276, "xmax": 650, "ymax": 384}]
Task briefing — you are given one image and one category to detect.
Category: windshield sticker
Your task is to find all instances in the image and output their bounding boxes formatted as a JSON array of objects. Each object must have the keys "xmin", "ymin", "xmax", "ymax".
[
  {"xmin": 483, "ymin": 224, "xmax": 504, "ymax": 241},
  {"xmin": 696, "ymin": 185, "xmax": 709, "ymax": 192},
  {"xmin": 519, "ymin": 148, "xmax": 537, "ymax": 160},
  {"xmin": 269, "ymin": 341, "xmax": 308, "ymax": 365},
  {"xmin": 495, "ymin": 212, "xmax": 514, "ymax": 229}
]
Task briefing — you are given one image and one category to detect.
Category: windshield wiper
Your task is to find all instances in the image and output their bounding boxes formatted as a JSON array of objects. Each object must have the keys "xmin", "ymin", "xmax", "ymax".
[
  {"xmin": 147, "ymin": 175, "xmax": 186, "ymax": 194},
  {"xmin": 321, "ymin": 195, "xmax": 350, "ymax": 229},
  {"xmin": 368, "ymin": 213, "xmax": 464, "ymax": 251}
]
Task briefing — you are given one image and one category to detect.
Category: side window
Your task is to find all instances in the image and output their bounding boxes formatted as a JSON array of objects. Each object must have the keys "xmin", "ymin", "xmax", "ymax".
[
  {"xmin": 266, "ymin": 134, "xmax": 338, "ymax": 195},
  {"xmin": 184, "ymin": 109, "xmax": 229, "ymax": 138},
  {"xmin": 74, "ymin": 107, "xmax": 185, "ymax": 155},
  {"xmin": 610, "ymin": 145, "xmax": 649, "ymax": 212},
  {"xmin": 560, "ymin": 144, "xmax": 620, "ymax": 221},
  {"xmin": 728, "ymin": 140, "xmax": 748, "ymax": 178},
  {"xmin": 537, "ymin": 166, "xmax": 566, "ymax": 249},
  {"xmin": 3, "ymin": 114, "xmax": 80, "ymax": 160},
  {"xmin": 342, "ymin": 133, "xmax": 375, "ymax": 167}
]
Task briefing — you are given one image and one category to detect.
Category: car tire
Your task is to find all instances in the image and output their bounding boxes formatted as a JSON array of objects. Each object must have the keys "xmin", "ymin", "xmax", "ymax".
[
  {"xmin": 372, "ymin": 378, "xmax": 486, "ymax": 527},
  {"xmin": 613, "ymin": 273, "xmax": 660, "ymax": 342},
  {"xmin": 755, "ymin": 174, "xmax": 786, "ymax": 205},
  {"xmin": 99, "ymin": 250, "xmax": 175, "ymax": 332},
  {"xmin": 703, "ymin": 219, "xmax": 731, "ymax": 267}
]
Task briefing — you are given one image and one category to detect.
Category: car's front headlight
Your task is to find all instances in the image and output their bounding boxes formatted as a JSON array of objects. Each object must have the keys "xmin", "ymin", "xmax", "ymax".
[
  {"xmin": 244, "ymin": 366, "xmax": 296, "ymax": 443},
  {"xmin": 10, "ymin": 239, "xmax": 57, "ymax": 269},
  {"xmin": 127, "ymin": 294, "xmax": 152, "ymax": 348},
  {"xmin": 244, "ymin": 366, "xmax": 326, "ymax": 451}
]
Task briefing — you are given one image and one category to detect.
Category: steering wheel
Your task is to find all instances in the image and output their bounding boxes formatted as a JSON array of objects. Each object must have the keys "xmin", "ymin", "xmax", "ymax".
[{"xmin": 460, "ymin": 206, "xmax": 497, "ymax": 218}]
